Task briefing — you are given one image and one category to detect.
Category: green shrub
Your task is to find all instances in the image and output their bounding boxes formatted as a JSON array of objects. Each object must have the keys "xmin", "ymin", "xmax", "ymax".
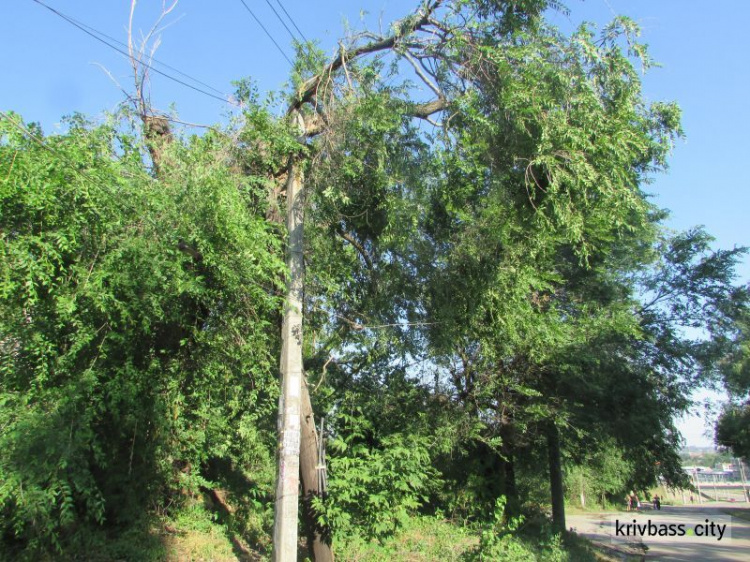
[{"xmin": 0, "ymin": 114, "xmax": 282, "ymax": 556}]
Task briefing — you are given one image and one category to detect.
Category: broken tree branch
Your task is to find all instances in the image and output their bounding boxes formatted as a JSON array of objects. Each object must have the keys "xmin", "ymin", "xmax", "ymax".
[{"xmin": 289, "ymin": 0, "xmax": 446, "ymax": 113}]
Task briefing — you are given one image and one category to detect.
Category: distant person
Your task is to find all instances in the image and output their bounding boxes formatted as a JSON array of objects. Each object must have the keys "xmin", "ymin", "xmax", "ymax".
[
  {"xmin": 652, "ymin": 494, "xmax": 661, "ymax": 510},
  {"xmin": 628, "ymin": 491, "xmax": 639, "ymax": 512},
  {"xmin": 690, "ymin": 494, "xmax": 694, "ymax": 504}
]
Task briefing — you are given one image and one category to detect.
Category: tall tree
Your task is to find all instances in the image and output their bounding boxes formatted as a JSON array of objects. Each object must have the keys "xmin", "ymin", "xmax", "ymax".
[
  {"xmin": 271, "ymin": 1, "xmax": 571, "ymax": 552},
  {"xmin": 715, "ymin": 291, "xmax": 750, "ymax": 459},
  {"xmin": 271, "ymin": 2, "xmax": 688, "ymax": 552}
]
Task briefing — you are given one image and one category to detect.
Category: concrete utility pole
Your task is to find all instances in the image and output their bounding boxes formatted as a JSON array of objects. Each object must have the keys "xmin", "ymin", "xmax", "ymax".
[
  {"xmin": 737, "ymin": 458, "xmax": 749, "ymax": 503},
  {"xmin": 273, "ymin": 112, "xmax": 306, "ymax": 561},
  {"xmin": 270, "ymin": 6, "xmax": 446, "ymax": 557},
  {"xmin": 693, "ymin": 471, "xmax": 704, "ymax": 504}
]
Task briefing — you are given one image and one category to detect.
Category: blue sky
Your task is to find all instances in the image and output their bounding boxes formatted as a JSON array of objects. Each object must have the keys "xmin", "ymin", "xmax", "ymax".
[{"xmin": 3, "ymin": 1, "xmax": 749, "ymax": 447}]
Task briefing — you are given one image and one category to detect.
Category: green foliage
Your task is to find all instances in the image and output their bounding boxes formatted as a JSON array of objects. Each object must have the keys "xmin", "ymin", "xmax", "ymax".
[
  {"xmin": 296, "ymin": 1, "xmax": 730, "ymax": 553},
  {"xmin": 564, "ymin": 440, "xmax": 633, "ymax": 508},
  {"xmin": 2, "ymin": 1, "xmax": 748, "ymax": 559},
  {"xmin": 461, "ymin": 497, "xmax": 593, "ymax": 562},
  {"xmin": 715, "ymin": 301, "xmax": 750, "ymax": 460},
  {"xmin": 313, "ymin": 377, "xmax": 443, "ymax": 540},
  {"xmin": 417, "ymin": 14, "xmax": 686, "ymax": 462},
  {"xmin": 463, "ymin": 497, "xmax": 536, "ymax": 561},
  {"xmin": 716, "ymin": 404, "xmax": 750, "ymax": 460},
  {"xmin": 317, "ymin": 430, "xmax": 435, "ymax": 538},
  {"xmin": 333, "ymin": 514, "xmax": 474, "ymax": 561},
  {"xmin": 331, "ymin": 510, "xmax": 601, "ymax": 562},
  {"xmin": 721, "ymin": 308, "xmax": 750, "ymax": 397},
  {"xmin": 0, "ymin": 113, "xmax": 283, "ymax": 555}
]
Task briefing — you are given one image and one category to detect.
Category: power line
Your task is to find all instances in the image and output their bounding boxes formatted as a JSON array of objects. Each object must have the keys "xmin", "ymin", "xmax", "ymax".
[
  {"xmin": 35, "ymin": 2, "xmax": 227, "ymax": 97},
  {"xmin": 262, "ymin": 0, "xmax": 299, "ymax": 44},
  {"xmin": 33, "ymin": 0, "xmax": 236, "ymax": 106},
  {"xmin": 236, "ymin": 0, "xmax": 294, "ymax": 66},
  {"xmin": 273, "ymin": 0, "xmax": 309, "ymax": 44}
]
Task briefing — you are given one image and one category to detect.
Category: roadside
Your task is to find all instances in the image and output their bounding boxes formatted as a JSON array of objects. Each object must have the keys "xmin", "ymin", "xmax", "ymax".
[{"xmin": 568, "ymin": 502, "xmax": 750, "ymax": 561}]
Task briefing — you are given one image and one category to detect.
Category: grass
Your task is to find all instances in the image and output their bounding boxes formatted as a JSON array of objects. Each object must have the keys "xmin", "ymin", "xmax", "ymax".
[
  {"xmin": 720, "ymin": 506, "xmax": 750, "ymax": 522},
  {"xmin": 333, "ymin": 513, "xmax": 620, "ymax": 562},
  {"xmin": 64, "ymin": 502, "xmax": 267, "ymax": 562},
  {"xmin": 334, "ymin": 516, "xmax": 477, "ymax": 561},
  {"xmin": 0, "ymin": 498, "xmax": 638, "ymax": 561},
  {"xmin": 161, "ymin": 529, "xmax": 244, "ymax": 562}
]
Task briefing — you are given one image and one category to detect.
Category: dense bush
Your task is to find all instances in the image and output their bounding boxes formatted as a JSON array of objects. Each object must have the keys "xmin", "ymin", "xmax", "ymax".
[{"xmin": 0, "ymin": 114, "xmax": 283, "ymax": 556}]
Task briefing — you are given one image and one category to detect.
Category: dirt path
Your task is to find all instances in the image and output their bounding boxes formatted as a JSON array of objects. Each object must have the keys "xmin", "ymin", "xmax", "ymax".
[{"xmin": 568, "ymin": 502, "xmax": 750, "ymax": 561}]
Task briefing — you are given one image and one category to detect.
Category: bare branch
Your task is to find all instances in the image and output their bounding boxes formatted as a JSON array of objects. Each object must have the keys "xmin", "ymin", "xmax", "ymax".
[
  {"xmin": 128, "ymin": 0, "xmax": 143, "ymax": 113},
  {"xmin": 128, "ymin": 0, "xmax": 181, "ymax": 118},
  {"xmin": 312, "ymin": 355, "xmax": 335, "ymax": 393},
  {"xmin": 335, "ymin": 226, "xmax": 375, "ymax": 270},
  {"xmin": 290, "ymin": 0, "xmax": 446, "ymax": 114},
  {"xmin": 402, "ymin": 50, "xmax": 443, "ymax": 97},
  {"xmin": 338, "ymin": 42, "xmax": 355, "ymax": 94},
  {"xmin": 423, "ymin": 116, "xmax": 442, "ymax": 127},
  {"xmin": 127, "ymin": 0, "xmax": 181, "ymax": 175},
  {"xmin": 91, "ymin": 62, "xmax": 132, "ymax": 102},
  {"xmin": 142, "ymin": 0, "xmax": 179, "ymax": 51},
  {"xmin": 410, "ymin": 97, "xmax": 449, "ymax": 119}
]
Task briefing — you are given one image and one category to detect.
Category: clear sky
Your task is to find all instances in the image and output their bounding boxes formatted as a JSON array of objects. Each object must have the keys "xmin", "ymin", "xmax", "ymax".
[{"xmin": 3, "ymin": 1, "xmax": 749, "ymax": 448}]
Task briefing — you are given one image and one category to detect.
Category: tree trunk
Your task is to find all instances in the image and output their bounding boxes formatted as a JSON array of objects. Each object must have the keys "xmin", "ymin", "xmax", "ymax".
[
  {"xmin": 499, "ymin": 424, "xmax": 520, "ymax": 518},
  {"xmin": 142, "ymin": 114, "xmax": 172, "ymax": 177},
  {"xmin": 504, "ymin": 453, "xmax": 520, "ymax": 517},
  {"xmin": 273, "ymin": 116, "xmax": 305, "ymax": 560},
  {"xmin": 300, "ymin": 379, "xmax": 334, "ymax": 562},
  {"xmin": 547, "ymin": 421, "xmax": 566, "ymax": 533}
]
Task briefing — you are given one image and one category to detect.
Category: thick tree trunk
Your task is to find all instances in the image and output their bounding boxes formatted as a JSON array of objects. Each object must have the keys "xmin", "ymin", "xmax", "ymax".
[
  {"xmin": 273, "ymin": 127, "xmax": 305, "ymax": 560},
  {"xmin": 503, "ymin": 452, "xmax": 520, "ymax": 517},
  {"xmin": 499, "ymin": 424, "xmax": 520, "ymax": 518},
  {"xmin": 300, "ymin": 379, "xmax": 334, "ymax": 562},
  {"xmin": 546, "ymin": 421, "xmax": 566, "ymax": 533}
]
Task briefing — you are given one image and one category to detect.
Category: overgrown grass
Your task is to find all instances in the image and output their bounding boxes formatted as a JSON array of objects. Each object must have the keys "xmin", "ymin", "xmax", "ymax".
[
  {"xmin": 720, "ymin": 506, "xmax": 750, "ymax": 522},
  {"xmin": 332, "ymin": 512, "xmax": 608, "ymax": 562},
  {"xmin": 0, "ymin": 500, "xmax": 618, "ymax": 561},
  {"xmin": 333, "ymin": 516, "xmax": 476, "ymax": 561},
  {"xmin": 0, "ymin": 502, "xmax": 265, "ymax": 562},
  {"xmin": 162, "ymin": 503, "xmax": 255, "ymax": 562}
]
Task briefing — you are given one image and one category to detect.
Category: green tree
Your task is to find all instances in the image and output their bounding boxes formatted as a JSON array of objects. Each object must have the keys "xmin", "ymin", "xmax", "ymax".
[
  {"xmin": 5, "ymin": 2, "xmax": 748, "ymax": 560},
  {"xmin": 0, "ymin": 112, "xmax": 283, "ymax": 556},
  {"xmin": 716, "ymin": 306, "xmax": 750, "ymax": 459},
  {"xmin": 409, "ymin": 13, "xmax": 682, "ymax": 527},
  {"xmin": 717, "ymin": 405, "xmax": 750, "ymax": 461},
  {"xmin": 286, "ymin": 0, "xmax": 686, "ymax": 544}
]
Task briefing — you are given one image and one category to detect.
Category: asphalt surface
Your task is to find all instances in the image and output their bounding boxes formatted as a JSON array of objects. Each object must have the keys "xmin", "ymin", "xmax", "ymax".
[{"xmin": 568, "ymin": 502, "xmax": 750, "ymax": 561}]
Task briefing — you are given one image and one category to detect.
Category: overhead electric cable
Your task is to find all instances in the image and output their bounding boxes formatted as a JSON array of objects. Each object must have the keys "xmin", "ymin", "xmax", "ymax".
[
  {"xmin": 35, "ymin": 3, "xmax": 227, "ymax": 97},
  {"xmin": 236, "ymin": 0, "xmax": 294, "ymax": 66},
  {"xmin": 262, "ymin": 0, "xmax": 298, "ymax": 43},
  {"xmin": 273, "ymin": 0, "xmax": 309, "ymax": 44},
  {"xmin": 33, "ymin": 0, "xmax": 236, "ymax": 105}
]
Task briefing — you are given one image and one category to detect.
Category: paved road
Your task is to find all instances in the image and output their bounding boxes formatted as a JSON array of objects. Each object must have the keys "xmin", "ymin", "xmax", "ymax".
[{"xmin": 568, "ymin": 502, "xmax": 750, "ymax": 561}]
